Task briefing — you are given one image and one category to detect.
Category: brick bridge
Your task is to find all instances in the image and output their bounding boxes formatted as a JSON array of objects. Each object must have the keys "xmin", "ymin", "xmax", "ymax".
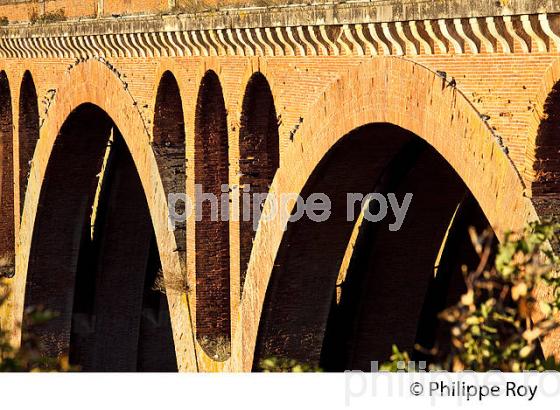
[{"xmin": 1, "ymin": 0, "xmax": 560, "ymax": 371}]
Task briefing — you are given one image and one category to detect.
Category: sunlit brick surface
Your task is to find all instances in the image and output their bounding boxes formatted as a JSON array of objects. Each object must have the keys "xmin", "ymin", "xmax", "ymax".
[{"xmin": 1, "ymin": 0, "xmax": 560, "ymax": 371}]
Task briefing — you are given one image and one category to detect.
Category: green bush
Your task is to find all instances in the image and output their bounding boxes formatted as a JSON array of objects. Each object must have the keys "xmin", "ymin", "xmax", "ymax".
[
  {"xmin": 382, "ymin": 222, "xmax": 560, "ymax": 372},
  {"xmin": 259, "ymin": 356, "xmax": 320, "ymax": 372}
]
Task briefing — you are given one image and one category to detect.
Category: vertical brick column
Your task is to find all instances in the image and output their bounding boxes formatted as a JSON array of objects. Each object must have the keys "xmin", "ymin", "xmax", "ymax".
[
  {"xmin": 153, "ymin": 71, "xmax": 186, "ymax": 273},
  {"xmin": 0, "ymin": 72, "xmax": 14, "ymax": 281},
  {"xmin": 238, "ymin": 73, "xmax": 279, "ymax": 296},
  {"xmin": 194, "ymin": 70, "xmax": 231, "ymax": 360},
  {"xmin": 18, "ymin": 71, "xmax": 39, "ymax": 217}
]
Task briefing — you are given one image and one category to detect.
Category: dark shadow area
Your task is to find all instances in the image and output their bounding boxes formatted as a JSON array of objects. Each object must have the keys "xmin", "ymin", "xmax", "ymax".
[
  {"xmin": 18, "ymin": 71, "xmax": 39, "ymax": 217},
  {"xmin": 253, "ymin": 123, "xmax": 494, "ymax": 371},
  {"xmin": 0, "ymin": 71, "xmax": 14, "ymax": 274},
  {"xmin": 239, "ymin": 72, "xmax": 279, "ymax": 296},
  {"xmin": 194, "ymin": 70, "xmax": 231, "ymax": 360},
  {"xmin": 25, "ymin": 103, "xmax": 177, "ymax": 371}
]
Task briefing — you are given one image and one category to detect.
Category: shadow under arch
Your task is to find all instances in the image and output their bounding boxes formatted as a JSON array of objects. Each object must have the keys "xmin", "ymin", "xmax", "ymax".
[
  {"xmin": 533, "ymin": 79, "xmax": 560, "ymax": 195},
  {"xmin": 530, "ymin": 77, "xmax": 560, "ymax": 237},
  {"xmin": 18, "ymin": 70, "xmax": 39, "ymax": 217},
  {"xmin": 253, "ymin": 123, "xmax": 493, "ymax": 371},
  {"xmin": 24, "ymin": 103, "xmax": 177, "ymax": 371},
  {"xmin": 237, "ymin": 58, "xmax": 537, "ymax": 372},
  {"xmin": 153, "ymin": 70, "xmax": 186, "ymax": 271},
  {"xmin": 238, "ymin": 72, "xmax": 279, "ymax": 297},
  {"xmin": 194, "ymin": 70, "xmax": 231, "ymax": 360},
  {"xmin": 0, "ymin": 71, "xmax": 14, "ymax": 277}
]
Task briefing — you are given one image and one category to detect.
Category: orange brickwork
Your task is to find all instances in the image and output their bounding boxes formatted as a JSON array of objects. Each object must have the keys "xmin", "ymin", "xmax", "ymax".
[{"xmin": 0, "ymin": 2, "xmax": 560, "ymax": 372}]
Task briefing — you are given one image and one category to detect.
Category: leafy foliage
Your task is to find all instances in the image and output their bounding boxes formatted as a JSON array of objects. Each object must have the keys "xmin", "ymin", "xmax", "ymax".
[
  {"xmin": 259, "ymin": 357, "xmax": 320, "ymax": 372},
  {"xmin": 382, "ymin": 222, "xmax": 560, "ymax": 372}
]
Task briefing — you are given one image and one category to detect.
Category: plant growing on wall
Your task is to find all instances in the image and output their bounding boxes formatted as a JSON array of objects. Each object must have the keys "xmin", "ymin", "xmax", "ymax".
[{"xmin": 29, "ymin": 8, "xmax": 66, "ymax": 25}]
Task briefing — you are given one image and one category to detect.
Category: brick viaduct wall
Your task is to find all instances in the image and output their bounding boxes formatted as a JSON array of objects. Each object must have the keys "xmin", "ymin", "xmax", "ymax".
[
  {"xmin": 0, "ymin": 0, "xmax": 165, "ymax": 22},
  {"xmin": 1, "ymin": 1, "xmax": 560, "ymax": 371},
  {"xmin": 0, "ymin": 0, "xmax": 356, "ymax": 22},
  {"xmin": 0, "ymin": 0, "xmax": 97, "ymax": 22},
  {"xmin": 1, "ymin": 0, "xmax": 560, "ymax": 24}
]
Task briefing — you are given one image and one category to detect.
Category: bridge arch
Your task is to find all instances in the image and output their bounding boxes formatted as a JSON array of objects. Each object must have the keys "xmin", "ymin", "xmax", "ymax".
[
  {"xmin": 0, "ymin": 71, "xmax": 14, "ymax": 285},
  {"xmin": 254, "ymin": 124, "xmax": 493, "ymax": 370},
  {"xmin": 10, "ymin": 60, "xmax": 197, "ymax": 371},
  {"xmin": 17, "ymin": 70, "xmax": 39, "ymax": 217},
  {"xmin": 194, "ymin": 69, "xmax": 231, "ymax": 360},
  {"xmin": 235, "ymin": 57, "xmax": 538, "ymax": 371},
  {"xmin": 23, "ymin": 103, "xmax": 178, "ymax": 371}
]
